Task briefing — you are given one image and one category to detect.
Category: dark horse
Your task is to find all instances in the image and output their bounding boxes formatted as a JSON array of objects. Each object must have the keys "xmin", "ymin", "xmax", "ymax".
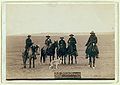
[
  {"xmin": 66, "ymin": 44, "xmax": 78, "ymax": 64},
  {"xmin": 86, "ymin": 43, "xmax": 99, "ymax": 68},
  {"xmin": 22, "ymin": 44, "xmax": 40, "ymax": 68},
  {"xmin": 40, "ymin": 41, "xmax": 58, "ymax": 63},
  {"xmin": 56, "ymin": 43, "xmax": 67, "ymax": 64}
]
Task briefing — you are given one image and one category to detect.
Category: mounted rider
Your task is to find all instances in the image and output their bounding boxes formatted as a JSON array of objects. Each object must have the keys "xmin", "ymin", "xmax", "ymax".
[
  {"xmin": 59, "ymin": 37, "xmax": 66, "ymax": 49},
  {"xmin": 85, "ymin": 31, "xmax": 99, "ymax": 58},
  {"xmin": 25, "ymin": 35, "xmax": 33, "ymax": 54},
  {"xmin": 67, "ymin": 34, "xmax": 78, "ymax": 56},
  {"xmin": 45, "ymin": 35, "xmax": 52, "ymax": 53}
]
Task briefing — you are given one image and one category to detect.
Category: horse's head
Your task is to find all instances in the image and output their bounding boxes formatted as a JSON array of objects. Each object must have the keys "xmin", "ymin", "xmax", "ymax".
[{"xmin": 91, "ymin": 43, "xmax": 96, "ymax": 52}]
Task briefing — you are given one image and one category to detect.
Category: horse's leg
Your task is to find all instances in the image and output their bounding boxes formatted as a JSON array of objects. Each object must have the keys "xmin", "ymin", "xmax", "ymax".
[
  {"xmin": 40, "ymin": 55, "xmax": 42, "ymax": 63},
  {"xmin": 52, "ymin": 55, "xmax": 55, "ymax": 60},
  {"xmin": 71, "ymin": 55, "xmax": 73, "ymax": 64},
  {"xmin": 43, "ymin": 55, "xmax": 45, "ymax": 63},
  {"xmin": 50, "ymin": 56, "xmax": 51, "ymax": 62},
  {"xmin": 29, "ymin": 57, "xmax": 31, "ymax": 68},
  {"xmin": 62, "ymin": 56, "xmax": 63, "ymax": 64},
  {"xmin": 75, "ymin": 56, "xmax": 77, "ymax": 64},
  {"xmin": 68, "ymin": 55, "xmax": 70, "ymax": 64},
  {"xmin": 93, "ymin": 56, "xmax": 95, "ymax": 67},
  {"xmin": 64, "ymin": 56, "xmax": 66, "ymax": 64},
  {"xmin": 23, "ymin": 56, "xmax": 26, "ymax": 68},
  {"xmin": 33, "ymin": 57, "xmax": 35, "ymax": 68},
  {"xmin": 89, "ymin": 57, "xmax": 92, "ymax": 68},
  {"xmin": 24, "ymin": 54, "xmax": 28, "ymax": 68},
  {"xmin": 23, "ymin": 60, "xmax": 26, "ymax": 68}
]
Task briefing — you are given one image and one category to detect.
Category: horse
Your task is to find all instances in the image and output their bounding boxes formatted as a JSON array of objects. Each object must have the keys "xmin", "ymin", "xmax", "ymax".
[
  {"xmin": 22, "ymin": 44, "xmax": 40, "ymax": 68},
  {"xmin": 66, "ymin": 44, "xmax": 78, "ymax": 64},
  {"xmin": 40, "ymin": 41, "xmax": 58, "ymax": 63},
  {"xmin": 56, "ymin": 44, "xmax": 67, "ymax": 64},
  {"xmin": 86, "ymin": 43, "xmax": 99, "ymax": 68}
]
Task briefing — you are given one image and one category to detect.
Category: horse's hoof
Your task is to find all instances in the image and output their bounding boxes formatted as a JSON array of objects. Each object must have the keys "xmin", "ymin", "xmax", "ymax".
[{"xmin": 75, "ymin": 61, "xmax": 77, "ymax": 64}]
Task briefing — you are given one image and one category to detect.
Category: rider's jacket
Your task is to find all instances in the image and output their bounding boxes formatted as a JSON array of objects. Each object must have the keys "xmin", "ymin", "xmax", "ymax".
[
  {"xmin": 59, "ymin": 39, "xmax": 66, "ymax": 48},
  {"xmin": 85, "ymin": 35, "xmax": 97, "ymax": 47},
  {"xmin": 25, "ymin": 38, "xmax": 32, "ymax": 49},
  {"xmin": 45, "ymin": 38, "xmax": 52, "ymax": 46},
  {"xmin": 67, "ymin": 37, "xmax": 77, "ymax": 46}
]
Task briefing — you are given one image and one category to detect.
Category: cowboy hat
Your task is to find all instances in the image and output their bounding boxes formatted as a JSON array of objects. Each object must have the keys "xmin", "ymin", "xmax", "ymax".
[
  {"xmin": 69, "ymin": 34, "xmax": 74, "ymax": 36},
  {"xmin": 90, "ymin": 31, "xmax": 95, "ymax": 34},
  {"xmin": 60, "ymin": 37, "xmax": 64, "ymax": 39},
  {"xmin": 27, "ymin": 35, "xmax": 31, "ymax": 37},
  {"xmin": 46, "ymin": 35, "xmax": 50, "ymax": 37}
]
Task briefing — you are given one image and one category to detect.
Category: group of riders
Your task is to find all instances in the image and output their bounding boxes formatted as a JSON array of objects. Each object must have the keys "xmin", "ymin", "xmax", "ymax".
[{"xmin": 23, "ymin": 31, "xmax": 99, "ymax": 67}]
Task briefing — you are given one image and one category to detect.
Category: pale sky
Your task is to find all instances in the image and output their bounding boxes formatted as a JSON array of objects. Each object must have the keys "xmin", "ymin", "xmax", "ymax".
[{"xmin": 6, "ymin": 4, "xmax": 115, "ymax": 35}]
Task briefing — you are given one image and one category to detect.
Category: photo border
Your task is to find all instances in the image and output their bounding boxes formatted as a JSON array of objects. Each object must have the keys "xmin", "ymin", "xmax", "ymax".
[{"xmin": 1, "ymin": 1, "xmax": 119, "ymax": 84}]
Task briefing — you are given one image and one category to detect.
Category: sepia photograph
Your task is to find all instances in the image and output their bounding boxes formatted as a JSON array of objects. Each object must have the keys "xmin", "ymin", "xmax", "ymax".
[{"xmin": 2, "ymin": 1, "xmax": 118, "ymax": 83}]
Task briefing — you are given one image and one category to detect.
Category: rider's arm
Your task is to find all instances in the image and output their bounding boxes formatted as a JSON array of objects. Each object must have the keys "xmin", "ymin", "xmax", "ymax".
[
  {"xmin": 67, "ymin": 38, "xmax": 70, "ymax": 44},
  {"xmin": 85, "ymin": 37, "xmax": 90, "ymax": 46},
  {"xmin": 95, "ymin": 36, "xmax": 98, "ymax": 44},
  {"xmin": 74, "ymin": 38, "xmax": 77, "ymax": 44}
]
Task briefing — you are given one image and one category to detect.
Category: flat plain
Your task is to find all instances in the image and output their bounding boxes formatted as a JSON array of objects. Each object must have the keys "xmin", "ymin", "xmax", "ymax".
[{"xmin": 6, "ymin": 33, "xmax": 115, "ymax": 79}]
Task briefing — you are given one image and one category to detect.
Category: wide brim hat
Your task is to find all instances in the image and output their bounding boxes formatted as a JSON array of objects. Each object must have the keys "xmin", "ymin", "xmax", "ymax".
[
  {"xmin": 69, "ymin": 34, "xmax": 74, "ymax": 36},
  {"xmin": 46, "ymin": 35, "xmax": 50, "ymax": 37},
  {"xmin": 90, "ymin": 31, "xmax": 95, "ymax": 34},
  {"xmin": 27, "ymin": 35, "xmax": 31, "ymax": 37},
  {"xmin": 60, "ymin": 37, "xmax": 64, "ymax": 39}
]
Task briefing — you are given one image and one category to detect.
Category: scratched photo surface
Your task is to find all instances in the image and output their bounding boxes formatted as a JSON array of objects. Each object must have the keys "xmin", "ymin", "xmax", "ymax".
[{"xmin": 6, "ymin": 3, "xmax": 115, "ymax": 79}]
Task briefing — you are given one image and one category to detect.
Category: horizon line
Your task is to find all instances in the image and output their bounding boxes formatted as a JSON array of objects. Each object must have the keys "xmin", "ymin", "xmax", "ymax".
[{"xmin": 6, "ymin": 32, "xmax": 114, "ymax": 36}]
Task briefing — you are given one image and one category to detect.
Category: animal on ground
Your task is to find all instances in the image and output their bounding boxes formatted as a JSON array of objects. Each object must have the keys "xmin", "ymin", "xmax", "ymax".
[{"xmin": 49, "ymin": 57, "xmax": 62, "ymax": 69}]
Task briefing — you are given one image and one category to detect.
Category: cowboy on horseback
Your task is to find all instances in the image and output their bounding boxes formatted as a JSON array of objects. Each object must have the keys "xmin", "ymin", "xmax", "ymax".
[
  {"xmin": 45, "ymin": 35, "xmax": 52, "ymax": 54},
  {"xmin": 24, "ymin": 35, "xmax": 33, "ymax": 55},
  {"xmin": 67, "ymin": 34, "xmax": 78, "ymax": 56},
  {"xmin": 85, "ymin": 31, "xmax": 99, "ymax": 58},
  {"xmin": 59, "ymin": 37, "xmax": 66, "ymax": 49}
]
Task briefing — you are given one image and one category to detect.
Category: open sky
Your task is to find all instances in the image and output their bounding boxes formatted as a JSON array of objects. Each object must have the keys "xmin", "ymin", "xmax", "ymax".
[{"xmin": 6, "ymin": 3, "xmax": 115, "ymax": 35}]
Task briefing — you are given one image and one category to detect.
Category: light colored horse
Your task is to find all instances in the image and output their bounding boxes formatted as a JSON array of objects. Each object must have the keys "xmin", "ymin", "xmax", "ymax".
[{"xmin": 22, "ymin": 44, "xmax": 40, "ymax": 68}]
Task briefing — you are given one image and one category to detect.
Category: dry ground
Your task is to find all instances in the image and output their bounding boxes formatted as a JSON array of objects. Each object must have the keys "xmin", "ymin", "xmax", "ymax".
[{"xmin": 6, "ymin": 33, "xmax": 115, "ymax": 79}]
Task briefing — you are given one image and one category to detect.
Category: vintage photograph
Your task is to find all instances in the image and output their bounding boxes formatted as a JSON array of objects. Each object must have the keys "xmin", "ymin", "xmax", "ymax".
[{"xmin": 5, "ymin": 2, "xmax": 115, "ymax": 80}]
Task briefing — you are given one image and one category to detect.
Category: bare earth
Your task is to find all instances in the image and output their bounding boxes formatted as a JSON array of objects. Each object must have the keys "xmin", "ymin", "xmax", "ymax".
[{"xmin": 6, "ymin": 33, "xmax": 115, "ymax": 79}]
